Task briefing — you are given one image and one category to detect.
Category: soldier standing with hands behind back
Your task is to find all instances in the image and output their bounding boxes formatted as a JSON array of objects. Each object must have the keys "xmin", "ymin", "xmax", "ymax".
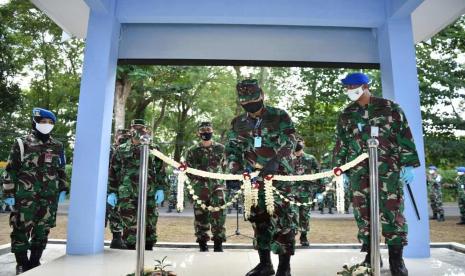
[
  {"xmin": 185, "ymin": 122, "xmax": 227, "ymax": 252},
  {"xmin": 107, "ymin": 119, "xmax": 167, "ymax": 250},
  {"xmin": 333, "ymin": 73, "xmax": 420, "ymax": 276},
  {"xmin": 427, "ymin": 165, "xmax": 445, "ymax": 222},
  {"xmin": 292, "ymin": 138, "xmax": 319, "ymax": 246},
  {"xmin": 2, "ymin": 108, "xmax": 68, "ymax": 274}
]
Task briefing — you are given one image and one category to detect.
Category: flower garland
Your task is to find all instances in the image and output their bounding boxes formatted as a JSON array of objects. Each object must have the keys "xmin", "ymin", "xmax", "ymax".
[{"xmin": 149, "ymin": 148, "xmax": 368, "ymax": 216}]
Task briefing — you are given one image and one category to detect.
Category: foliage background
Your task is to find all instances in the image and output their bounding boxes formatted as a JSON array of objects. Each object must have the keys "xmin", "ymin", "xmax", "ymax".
[{"xmin": 0, "ymin": 1, "xmax": 464, "ymax": 199}]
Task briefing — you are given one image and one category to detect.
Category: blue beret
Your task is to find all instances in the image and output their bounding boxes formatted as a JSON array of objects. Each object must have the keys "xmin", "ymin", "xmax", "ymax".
[
  {"xmin": 457, "ymin": 167, "xmax": 465, "ymax": 173},
  {"xmin": 341, "ymin": 72, "xmax": 370, "ymax": 85},
  {"xmin": 32, "ymin": 107, "xmax": 56, "ymax": 123},
  {"xmin": 428, "ymin": 166, "xmax": 437, "ymax": 170}
]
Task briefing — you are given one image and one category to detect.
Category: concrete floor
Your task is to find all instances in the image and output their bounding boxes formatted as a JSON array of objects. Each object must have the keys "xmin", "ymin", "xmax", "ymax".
[{"xmin": 1, "ymin": 243, "xmax": 464, "ymax": 276}]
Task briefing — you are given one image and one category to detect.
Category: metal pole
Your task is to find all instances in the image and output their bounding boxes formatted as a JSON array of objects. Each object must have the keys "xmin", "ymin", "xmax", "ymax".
[
  {"xmin": 136, "ymin": 135, "xmax": 151, "ymax": 276},
  {"xmin": 368, "ymin": 138, "xmax": 380, "ymax": 276}
]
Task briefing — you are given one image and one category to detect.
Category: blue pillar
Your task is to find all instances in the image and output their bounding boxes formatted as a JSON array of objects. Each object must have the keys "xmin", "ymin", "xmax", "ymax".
[
  {"xmin": 377, "ymin": 17, "xmax": 430, "ymax": 258},
  {"xmin": 67, "ymin": 5, "xmax": 120, "ymax": 255}
]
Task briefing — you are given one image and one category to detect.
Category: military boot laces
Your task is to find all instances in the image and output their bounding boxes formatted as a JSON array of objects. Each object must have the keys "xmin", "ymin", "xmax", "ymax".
[
  {"xmin": 110, "ymin": 232, "xmax": 127, "ymax": 249},
  {"xmin": 199, "ymin": 241, "xmax": 209, "ymax": 252},
  {"xmin": 245, "ymin": 250, "xmax": 275, "ymax": 276},
  {"xmin": 214, "ymin": 240, "xmax": 223, "ymax": 252},
  {"xmin": 29, "ymin": 248, "xmax": 43, "ymax": 269},
  {"xmin": 276, "ymin": 254, "xmax": 291, "ymax": 276},
  {"xmin": 300, "ymin": 233, "xmax": 309, "ymax": 247},
  {"xmin": 437, "ymin": 214, "xmax": 445, "ymax": 222},
  {"xmin": 388, "ymin": 245, "xmax": 408, "ymax": 276},
  {"xmin": 14, "ymin": 252, "xmax": 29, "ymax": 275}
]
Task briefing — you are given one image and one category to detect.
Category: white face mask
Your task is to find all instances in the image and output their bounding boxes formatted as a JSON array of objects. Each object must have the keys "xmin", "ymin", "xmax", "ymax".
[
  {"xmin": 35, "ymin": 122, "xmax": 54, "ymax": 134},
  {"xmin": 346, "ymin": 86, "xmax": 365, "ymax": 101},
  {"xmin": 458, "ymin": 172, "xmax": 465, "ymax": 176},
  {"xmin": 428, "ymin": 170, "xmax": 436, "ymax": 174}
]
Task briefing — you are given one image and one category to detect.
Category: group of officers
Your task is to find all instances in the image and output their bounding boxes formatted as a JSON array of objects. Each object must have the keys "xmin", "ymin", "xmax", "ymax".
[{"xmin": 2, "ymin": 72, "xmax": 465, "ymax": 276}]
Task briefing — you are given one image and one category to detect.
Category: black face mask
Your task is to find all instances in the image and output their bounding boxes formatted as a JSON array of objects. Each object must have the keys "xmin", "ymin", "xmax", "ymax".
[
  {"xmin": 241, "ymin": 100, "xmax": 264, "ymax": 113},
  {"xmin": 295, "ymin": 143, "xmax": 303, "ymax": 152},
  {"xmin": 200, "ymin": 132, "xmax": 212, "ymax": 141}
]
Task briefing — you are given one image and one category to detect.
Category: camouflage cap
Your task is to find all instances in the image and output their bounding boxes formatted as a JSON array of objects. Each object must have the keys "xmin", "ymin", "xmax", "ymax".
[
  {"xmin": 236, "ymin": 79, "xmax": 262, "ymax": 102},
  {"xmin": 198, "ymin": 121, "xmax": 212, "ymax": 130},
  {"xmin": 130, "ymin": 119, "xmax": 149, "ymax": 139},
  {"xmin": 130, "ymin": 119, "xmax": 147, "ymax": 127}
]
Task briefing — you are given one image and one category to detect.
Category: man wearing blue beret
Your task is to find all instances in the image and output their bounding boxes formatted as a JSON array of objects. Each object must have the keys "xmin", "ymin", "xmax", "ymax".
[
  {"xmin": 333, "ymin": 72, "xmax": 420, "ymax": 276},
  {"xmin": 2, "ymin": 108, "xmax": 68, "ymax": 274}
]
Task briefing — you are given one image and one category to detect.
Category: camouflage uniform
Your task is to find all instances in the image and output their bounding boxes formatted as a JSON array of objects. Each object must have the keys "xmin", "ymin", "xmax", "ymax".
[
  {"xmin": 108, "ymin": 141, "xmax": 167, "ymax": 246},
  {"xmin": 226, "ymin": 105, "xmax": 297, "ymax": 255},
  {"xmin": 2, "ymin": 134, "xmax": 68, "ymax": 253},
  {"xmin": 292, "ymin": 153, "xmax": 319, "ymax": 234},
  {"xmin": 319, "ymin": 153, "xmax": 336, "ymax": 214},
  {"xmin": 186, "ymin": 142, "xmax": 227, "ymax": 243},
  {"xmin": 333, "ymin": 96, "xmax": 420, "ymax": 246},
  {"xmin": 106, "ymin": 129, "xmax": 131, "ymax": 234},
  {"xmin": 427, "ymin": 172, "xmax": 444, "ymax": 218},
  {"xmin": 457, "ymin": 174, "xmax": 465, "ymax": 223}
]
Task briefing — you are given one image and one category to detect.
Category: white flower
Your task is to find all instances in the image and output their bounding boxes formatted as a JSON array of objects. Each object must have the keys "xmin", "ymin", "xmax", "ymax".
[
  {"xmin": 214, "ymin": 207, "xmax": 220, "ymax": 212},
  {"xmin": 207, "ymin": 206, "xmax": 214, "ymax": 211},
  {"xmin": 201, "ymin": 204, "xmax": 207, "ymax": 209},
  {"xmin": 197, "ymin": 200, "xmax": 202, "ymax": 205},
  {"xmin": 192, "ymin": 195, "xmax": 199, "ymax": 200}
]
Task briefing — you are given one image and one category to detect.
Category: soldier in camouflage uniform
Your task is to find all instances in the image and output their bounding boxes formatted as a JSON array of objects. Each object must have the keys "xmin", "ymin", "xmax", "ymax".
[
  {"xmin": 107, "ymin": 119, "xmax": 167, "ymax": 250},
  {"xmin": 455, "ymin": 167, "xmax": 465, "ymax": 225},
  {"xmin": 185, "ymin": 122, "xmax": 227, "ymax": 252},
  {"xmin": 333, "ymin": 73, "xmax": 420, "ymax": 276},
  {"xmin": 106, "ymin": 129, "xmax": 131, "ymax": 249},
  {"xmin": 226, "ymin": 79, "xmax": 296, "ymax": 276},
  {"xmin": 427, "ymin": 166, "xmax": 445, "ymax": 222},
  {"xmin": 2, "ymin": 108, "xmax": 68, "ymax": 274},
  {"xmin": 319, "ymin": 152, "xmax": 336, "ymax": 214},
  {"xmin": 292, "ymin": 138, "xmax": 319, "ymax": 246}
]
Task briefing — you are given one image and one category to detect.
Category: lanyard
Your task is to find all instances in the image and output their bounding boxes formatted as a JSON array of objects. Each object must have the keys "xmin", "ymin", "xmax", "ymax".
[{"xmin": 253, "ymin": 118, "xmax": 262, "ymax": 137}]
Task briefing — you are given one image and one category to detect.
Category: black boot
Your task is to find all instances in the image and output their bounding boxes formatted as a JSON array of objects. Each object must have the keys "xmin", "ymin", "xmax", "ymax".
[
  {"xmin": 437, "ymin": 214, "xmax": 445, "ymax": 222},
  {"xmin": 457, "ymin": 218, "xmax": 465, "ymax": 225},
  {"xmin": 276, "ymin": 254, "xmax": 291, "ymax": 276},
  {"xmin": 15, "ymin": 252, "xmax": 29, "ymax": 275},
  {"xmin": 29, "ymin": 247, "xmax": 43, "ymax": 269},
  {"xmin": 245, "ymin": 249, "xmax": 275, "ymax": 276},
  {"xmin": 328, "ymin": 208, "xmax": 333, "ymax": 214},
  {"xmin": 199, "ymin": 241, "xmax": 209, "ymax": 252},
  {"xmin": 214, "ymin": 240, "xmax": 223, "ymax": 252},
  {"xmin": 145, "ymin": 241, "xmax": 154, "ymax": 251},
  {"xmin": 320, "ymin": 208, "xmax": 324, "ymax": 214},
  {"xmin": 110, "ymin": 232, "xmax": 126, "ymax": 249},
  {"xmin": 430, "ymin": 212, "xmax": 437, "ymax": 220},
  {"xmin": 300, "ymin": 232, "xmax": 309, "ymax": 247},
  {"xmin": 125, "ymin": 243, "xmax": 136, "ymax": 250},
  {"xmin": 388, "ymin": 245, "xmax": 408, "ymax": 276},
  {"xmin": 360, "ymin": 244, "xmax": 383, "ymax": 268}
]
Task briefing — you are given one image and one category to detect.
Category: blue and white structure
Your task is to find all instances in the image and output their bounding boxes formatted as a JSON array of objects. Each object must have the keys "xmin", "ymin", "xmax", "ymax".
[{"xmin": 30, "ymin": 0, "xmax": 465, "ymax": 259}]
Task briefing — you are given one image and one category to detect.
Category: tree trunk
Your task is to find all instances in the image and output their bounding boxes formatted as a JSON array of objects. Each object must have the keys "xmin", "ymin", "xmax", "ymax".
[{"xmin": 114, "ymin": 78, "xmax": 132, "ymax": 132}]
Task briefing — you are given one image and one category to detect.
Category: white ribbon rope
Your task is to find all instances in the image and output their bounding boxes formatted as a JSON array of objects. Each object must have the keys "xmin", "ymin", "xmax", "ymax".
[{"xmin": 151, "ymin": 148, "xmax": 368, "ymax": 215}]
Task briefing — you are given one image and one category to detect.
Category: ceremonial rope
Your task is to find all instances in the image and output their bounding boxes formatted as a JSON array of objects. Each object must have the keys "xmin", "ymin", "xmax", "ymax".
[{"xmin": 150, "ymin": 148, "xmax": 368, "ymax": 216}]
